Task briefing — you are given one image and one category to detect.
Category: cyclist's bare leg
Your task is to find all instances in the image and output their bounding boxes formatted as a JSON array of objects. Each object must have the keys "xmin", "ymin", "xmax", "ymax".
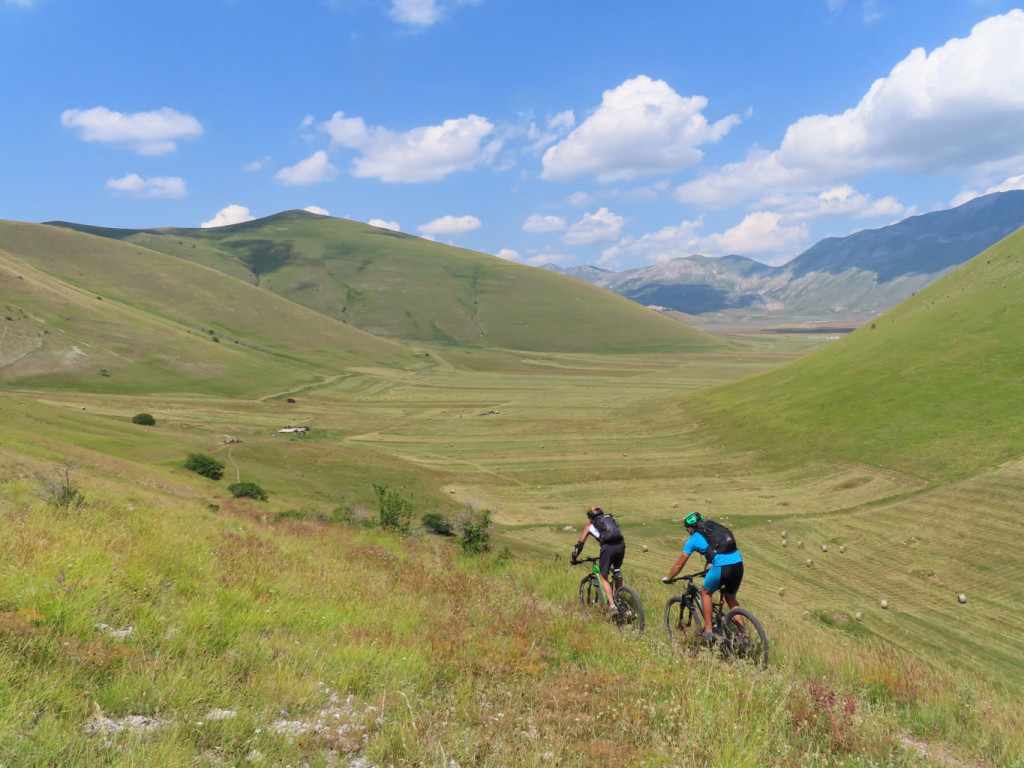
[
  {"xmin": 700, "ymin": 587, "xmax": 714, "ymax": 632},
  {"xmin": 599, "ymin": 573, "xmax": 616, "ymax": 606},
  {"xmin": 723, "ymin": 592, "xmax": 745, "ymax": 630}
]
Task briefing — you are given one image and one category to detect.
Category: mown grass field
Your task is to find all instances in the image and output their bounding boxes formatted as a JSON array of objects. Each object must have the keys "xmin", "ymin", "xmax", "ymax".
[{"xmin": 2, "ymin": 328, "xmax": 1022, "ymax": 766}]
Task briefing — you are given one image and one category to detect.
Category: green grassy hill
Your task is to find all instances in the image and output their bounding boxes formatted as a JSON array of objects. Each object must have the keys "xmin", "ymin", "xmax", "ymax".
[
  {"xmin": 0, "ymin": 219, "xmax": 416, "ymax": 393},
  {"xmin": 50, "ymin": 211, "xmax": 721, "ymax": 354},
  {"xmin": 686, "ymin": 224, "xmax": 1024, "ymax": 482}
]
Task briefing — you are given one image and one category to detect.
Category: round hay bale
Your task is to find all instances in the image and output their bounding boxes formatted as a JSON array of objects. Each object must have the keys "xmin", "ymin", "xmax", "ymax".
[
  {"xmin": 821, "ymin": 544, "xmax": 828, "ymax": 552},
  {"xmin": 957, "ymin": 593, "xmax": 967, "ymax": 604},
  {"xmin": 781, "ymin": 540, "xmax": 788, "ymax": 548},
  {"xmin": 641, "ymin": 545, "xmax": 649, "ymax": 552},
  {"xmin": 781, "ymin": 530, "xmax": 788, "ymax": 538},
  {"xmin": 802, "ymin": 611, "xmax": 811, "ymax": 621},
  {"xmin": 855, "ymin": 612, "xmax": 864, "ymax": 621},
  {"xmin": 806, "ymin": 559, "xmax": 814, "ymax": 568},
  {"xmin": 839, "ymin": 545, "xmax": 846, "ymax": 554},
  {"xmin": 880, "ymin": 599, "xmax": 889, "ymax": 609},
  {"xmin": 778, "ymin": 587, "xmax": 787, "ymax": 596},
  {"xmin": 797, "ymin": 540, "xmax": 804, "ymax": 549}
]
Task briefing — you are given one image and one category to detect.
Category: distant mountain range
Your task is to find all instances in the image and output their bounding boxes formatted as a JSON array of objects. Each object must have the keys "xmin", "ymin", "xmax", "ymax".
[{"xmin": 546, "ymin": 190, "xmax": 1024, "ymax": 325}]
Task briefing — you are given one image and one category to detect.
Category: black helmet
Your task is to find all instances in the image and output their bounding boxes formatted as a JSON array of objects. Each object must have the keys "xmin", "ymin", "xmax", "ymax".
[
  {"xmin": 587, "ymin": 505, "xmax": 603, "ymax": 519},
  {"xmin": 684, "ymin": 511, "xmax": 703, "ymax": 528}
]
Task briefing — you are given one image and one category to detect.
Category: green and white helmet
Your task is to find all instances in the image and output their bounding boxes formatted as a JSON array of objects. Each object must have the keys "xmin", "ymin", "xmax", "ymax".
[{"xmin": 684, "ymin": 511, "xmax": 703, "ymax": 528}]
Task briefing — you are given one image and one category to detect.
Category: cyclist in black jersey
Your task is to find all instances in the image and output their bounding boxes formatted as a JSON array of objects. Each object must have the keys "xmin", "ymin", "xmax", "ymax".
[{"xmin": 571, "ymin": 506, "xmax": 627, "ymax": 614}]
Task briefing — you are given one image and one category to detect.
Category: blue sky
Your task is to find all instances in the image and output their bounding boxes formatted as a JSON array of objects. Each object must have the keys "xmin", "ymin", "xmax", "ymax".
[{"xmin": 3, "ymin": 1, "xmax": 1024, "ymax": 269}]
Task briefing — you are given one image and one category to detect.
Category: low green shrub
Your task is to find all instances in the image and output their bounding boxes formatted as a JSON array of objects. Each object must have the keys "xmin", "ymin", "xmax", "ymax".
[
  {"xmin": 458, "ymin": 506, "xmax": 492, "ymax": 554},
  {"xmin": 421, "ymin": 512, "xmax": 454, "ymax": 536},
  {"xmin": 228, "ymin": 482, "xmax": 269, "ymax": 501},
  {"xmin": 374, "ymin": 483, "xmax": 413, "ymax": 533},
  {"xmin": 184, "ymin": 453, "xmax": 224, "ymax": 480},
  {"xmin": 131, "ymin": 413, "xmax": 156, "ymax": 426}
]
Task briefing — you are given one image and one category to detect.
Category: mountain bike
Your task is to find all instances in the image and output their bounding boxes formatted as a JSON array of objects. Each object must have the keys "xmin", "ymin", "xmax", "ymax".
[
  {"xmin": 572, "ymin": 557, "xmax": 645, "ymax": 631},
  {"xmin": 663, "ymin": 570, "xmax": 768, "ymax": 667}
]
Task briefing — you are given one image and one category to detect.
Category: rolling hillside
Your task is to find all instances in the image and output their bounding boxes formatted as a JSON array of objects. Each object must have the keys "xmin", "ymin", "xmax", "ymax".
[
  {"xmin": 685, "ymin": 221, "xmax": 1024, "ymax": 482},
  {"xmin": 0, "ymin": 220, "xmax": 416, "ymax": 393},
  {"xmin": 49, "ymin": 211, "xmax": 721, "ymax": 354}
]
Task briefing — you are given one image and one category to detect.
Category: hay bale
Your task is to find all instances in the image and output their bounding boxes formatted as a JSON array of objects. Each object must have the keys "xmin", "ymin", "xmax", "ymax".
[
  {"xmin": 855, "ymin": 612, "xmax": 864, "ymax": 621},
  {"xmin": 781, "ymin": 540, "xmax": 788, "ymax": 548},
  {"xmin": 821, "ymin": 544, "xmax": 828, "ymax": 553},
  {"xmin": 781, "ymin": 530, "xmax": 788, "ymax": 538},
  {"xmin": 806, "ymin": 559, "xmax": 814, "ymax": 568},
  {"xmin": 641, "ymin": 545, "xmax": 649, "ymax": 553},
  {"xmin": 802, "ymin": 611, "xmax": 811, "ymax": 620},
  {"xmin": 797, "ymin": 540, "xmax": 804, "ymax": 549},
  {"xmin": 880, "ymin": 599, "xmax": 889, "ymax": 609},
  {"xmin": 957, "ymin": 593, "xmax": 967, "ymax": 604},
  {"xmin": 839, "ymin": 545, "xmax": 846, "ymax": 554},
  {"xmin": 778, "ymin": 587, "xmax": 787, "ymax": 596}
]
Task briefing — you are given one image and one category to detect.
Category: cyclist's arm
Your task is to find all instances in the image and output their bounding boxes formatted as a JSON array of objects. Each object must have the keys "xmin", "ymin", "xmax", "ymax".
[
  {"xmin": 571, "ymin": 524, "xmax": 594, "ymax": 560},
  {"xmin": 666, "ymin": 551, "xmax": 690, "ymax": 581}
]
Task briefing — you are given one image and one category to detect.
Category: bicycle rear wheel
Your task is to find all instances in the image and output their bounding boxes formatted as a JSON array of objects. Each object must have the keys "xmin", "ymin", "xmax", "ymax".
[
  {"xmin": 722, "ymin": 607, "xmax": 769, "ymax": 668},
  {"xmin": 664, "ymin": 596, "xmax": 701, "ymax": 645},
  {"xmin": 579, "ymin": 575, "xmax": 604, "ymax": 607},
  {"xmin": 614, "ymin": 585, "xmax": 645, "ymax": 632}
]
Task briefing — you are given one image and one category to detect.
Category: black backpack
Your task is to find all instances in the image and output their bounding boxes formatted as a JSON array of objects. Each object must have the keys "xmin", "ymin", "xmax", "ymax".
[
  {"xmin": 695, "ymin": 519, "xmax": 736, "ymax": 562},
  {"xmin": 592, "ymin": 513, "xmax": 624, "ymax": 545}
]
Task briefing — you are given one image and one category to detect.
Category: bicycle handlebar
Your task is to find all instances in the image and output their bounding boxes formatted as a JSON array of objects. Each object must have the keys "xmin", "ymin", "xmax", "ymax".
[
  {"xmin": 570, "ymin": 556, "xmax": 599, "ymax": 565},
  {"xmin": 663, "ymin": 569, "xmax": 709, "ymax": 584}
]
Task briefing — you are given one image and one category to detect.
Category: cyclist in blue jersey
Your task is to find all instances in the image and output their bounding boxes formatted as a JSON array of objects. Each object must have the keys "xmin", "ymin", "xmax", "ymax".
[{"xmin": 662, "ymin": 511, "xmax": 744, "ymax": 642}]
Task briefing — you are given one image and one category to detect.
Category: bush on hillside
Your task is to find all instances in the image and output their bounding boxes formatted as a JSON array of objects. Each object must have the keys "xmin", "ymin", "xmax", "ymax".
[
  {"xmin": 458, "ymin": 506, "xmax": 492, "ymax": 554},
  {"xmin": 35, "ymin": 462, "xmax": 86, "ymax": 511},
  {"xmin": 184, "ymin": 453, "xmax": 225, "ymax": 481},
  {"xmin": 228, "ymin": 482, "xmax": 269, "ymax": 501},
  {"xmin": 421, "ymin": 512, "xmax": 454, "ymax": 536},
  {"xmin": 131, "ymin": 413, "xmax": 156, "ymax": 426},
  {"xmin": 374, "ymin": 483, "xmax": 413, "ymax": 533}
]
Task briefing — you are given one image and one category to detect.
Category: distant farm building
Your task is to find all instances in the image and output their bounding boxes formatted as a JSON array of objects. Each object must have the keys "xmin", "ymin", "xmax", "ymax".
[{"xmin": 276, "ymin": 426, "xmax": 310, "ymax": 435}]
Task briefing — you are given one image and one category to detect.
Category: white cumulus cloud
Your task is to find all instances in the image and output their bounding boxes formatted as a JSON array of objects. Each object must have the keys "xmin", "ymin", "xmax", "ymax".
[
  {"xmin": 105, "ymin": 174, "xmax": 186, "ymax": 199},
  {"xmin": 304, "ymin": 206, "xmax": 330, "ymax": 216},
  {"xmin": 522, "ymin": 214, "xmax": 566, "ymax": 233},
  {"xmin": 369, "ymin": 219, "xmax": 401, "ymax": 231},
  {"xmin": 61, "ymin": 106, "xmax": 202, "ymax": 155},
  {"xmin": 677, "ymin": 10, "xmax": 1024, "ymax": 208},
  {"xmin": 604, "ymin": 211, "xmax": 808, "ymax": 266},
  {"xmin": 275, "ymin": 151, "xmax": 338, "ymax": 185},
  {"xmin": 563, "ymin": 207, "xmax": 624, "ymax": 246},
  {"xmin": 202, "ymin": 205, "xmax": 256, "ymax": 229},
  {"xmin": 322, "ymin": 112, "xmax": 498, "ymax": 182},
  {"xmin": 951, "ymin": 173, "xmax": 1024, "ymax": 207},
  {"xmin": 541, "ymin": 75, "xmax": 741, "ymax": 183},
  {"xmin": 418, "ymin": 215, "xmax": 482, "ymax": 236}
]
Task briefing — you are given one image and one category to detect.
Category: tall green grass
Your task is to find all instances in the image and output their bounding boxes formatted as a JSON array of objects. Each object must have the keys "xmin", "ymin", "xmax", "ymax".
[{"xmin": 1, "ymin": 474, "xmax": 1019, "ymax": 767}]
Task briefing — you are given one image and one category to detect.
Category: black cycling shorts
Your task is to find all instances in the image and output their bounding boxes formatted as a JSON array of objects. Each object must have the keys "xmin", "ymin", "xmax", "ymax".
[
  {"xmin": 599, "ymin": 540, "xmax": 626, "ymax": 577},
  {"xmin": 717, "ymin": 562, "xmax": 744, "ymax": 595}
]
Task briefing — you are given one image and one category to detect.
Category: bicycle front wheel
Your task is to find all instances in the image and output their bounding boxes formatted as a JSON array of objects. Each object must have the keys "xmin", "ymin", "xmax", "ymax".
[
  {"xmin": 664, "ymin": 596, "xmax": 701, "ymax": 645},
  {"xmin": 579, "ymin": 575, "xmax": 604, "ymax": 608},
  {"xmin": 614, "ymin": 585, "xmax": 645, "ymax": 632},
  {"xmin": 722, "ymin": 607, "xmax": 769, "ymax": 668}
]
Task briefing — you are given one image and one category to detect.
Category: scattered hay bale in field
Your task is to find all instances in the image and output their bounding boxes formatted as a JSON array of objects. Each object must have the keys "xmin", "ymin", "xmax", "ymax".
[
  {"xmin": 562, "ymin": 526, "xmax": 576, "ymax": 532},
  {"xmin": 781, "ymin": 540, "xmax": 788, "ymax": 548},
  {"xmin": 855, "ymin": 612, "xmax": 864, "ymax": 621},
  {"xmin": 642, "ymin": 545, "xmax": 649, "ymax": 552},
  {"xmin": 802, "ymin": 611, "xmax": 811, "ymax": 620},
  {"xmin": 778, "ymin": 587, "xmax": 787, "ymax": 596},
  {"xmin": 806, "ymin": 559, "xmax": 814, "ymax": 568},
  {"xmin": 821, "ymin": 544, "xmax": 828, "ymax": 552},
  {"xmin": 839, "ymin": 545, "xmax": 846, "ymax": 554},
  {"xmin": 781, "ymin": 530, "xmax": 787, "ymax": 538},
  {"xmin": 880, "ymin": 599, "xmax": 889, "ymax": 609},
  {"xmin": 958, "ymin": 593, "xmax": 967, "ymax": 604},
  {"xmin": 672, "ymin": 502, "xmax": 678, "ymax": 508},
  {"xmin": 797, "ymin": 540, "xmax": 804, "ymax": 549}
]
